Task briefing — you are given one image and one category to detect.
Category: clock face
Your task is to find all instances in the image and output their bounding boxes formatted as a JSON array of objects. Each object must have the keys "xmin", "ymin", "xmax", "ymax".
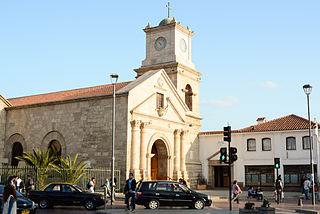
[
  {"xmin": 154, "ymin": 37, "xmax": 167, "ymax": 51},
  {"xmin": 180, "ymin": 38, "xmax": 187, "ymax": 53}
]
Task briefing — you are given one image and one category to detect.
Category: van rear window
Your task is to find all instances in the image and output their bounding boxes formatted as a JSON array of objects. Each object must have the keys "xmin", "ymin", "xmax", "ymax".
[{"xmin": 139, "ymin": 182, "xmax": 156, "ymax": 191}]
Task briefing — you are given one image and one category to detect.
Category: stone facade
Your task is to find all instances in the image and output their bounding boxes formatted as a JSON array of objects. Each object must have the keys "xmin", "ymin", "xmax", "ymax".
[{"xmin": 0, "ymin": 17, "xmax": 203, "ymax": 188}]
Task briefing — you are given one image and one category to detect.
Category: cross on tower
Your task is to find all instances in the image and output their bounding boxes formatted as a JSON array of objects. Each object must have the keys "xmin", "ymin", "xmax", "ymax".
[{"xmin": 166, "ymin": 2, "xmax": 171, "ymax": 18}]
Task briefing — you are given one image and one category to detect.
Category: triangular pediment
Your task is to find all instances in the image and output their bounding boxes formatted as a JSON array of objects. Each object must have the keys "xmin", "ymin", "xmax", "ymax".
[{"xmin": 126, "ymin": 69, "xmax": 189, "ymax": 124}]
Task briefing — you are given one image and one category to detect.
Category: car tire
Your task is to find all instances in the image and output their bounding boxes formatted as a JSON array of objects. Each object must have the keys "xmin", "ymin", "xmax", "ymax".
[
  {"xmin": 148, "ymin": 199, "xmax": 159, "ymax": 209},
  {"xmin": 193, "ymin": 199, "xmax": 205, "ymax": 210},
  {"xmin": 39, "ymin": 199, "xmax": 49, "ymax": 209},
  {"xmin": 84, "ymin": 200, "xmax": 96, "ymax": 210}
]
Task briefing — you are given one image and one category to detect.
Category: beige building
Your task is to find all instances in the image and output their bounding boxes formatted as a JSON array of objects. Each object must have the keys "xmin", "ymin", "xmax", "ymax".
[{"xmin": 0, "ymin": 17, "xmax": 202, "ymax": 187}]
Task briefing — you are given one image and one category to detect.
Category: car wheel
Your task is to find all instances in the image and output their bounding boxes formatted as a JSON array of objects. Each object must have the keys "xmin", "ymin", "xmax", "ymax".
[
  {"xmin": 148, "ymin": 199, "xmax": 159, "ymax": 209},
  {"xmin": 84, "ymin": 200, "xmax": 96, "ymax": 210},
  {"xmin": 39, "ymin": 199, "xmax": 49, "ymax": 209},
  {"xmin": 194, "ymin": 199, "xmax": 205, "ymax": 210}
]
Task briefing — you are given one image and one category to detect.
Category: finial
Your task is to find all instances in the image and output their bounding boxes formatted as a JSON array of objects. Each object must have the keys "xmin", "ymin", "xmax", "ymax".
[
  {"xmin": 173, "ymin": 17, "xmax": 176, "ymax": 22},
  {"xmin": 146, "ymin": 22, "xmax": 151, "ymax": 28},
  {"xmin": 166, "ymin": 2, "xmax": 172, "ymax": 18},
  {"xmin": 187, "ymin": 26, "xmax": 190, "ymax": 30}
]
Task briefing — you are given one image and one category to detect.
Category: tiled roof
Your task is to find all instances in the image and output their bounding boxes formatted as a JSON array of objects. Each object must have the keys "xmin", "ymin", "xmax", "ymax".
[
  {"xmin": 7, "ymin": 81, "xmax": 132, "ymax": 107},
  {"xmin": 200, "ymin": 114, "xmax": 319, "ymax": 135}
]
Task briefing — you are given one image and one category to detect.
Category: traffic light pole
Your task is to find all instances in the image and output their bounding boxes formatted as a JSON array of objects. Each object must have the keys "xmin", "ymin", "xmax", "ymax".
[{"xmin": 228, "ymin": 140, "xmax": 232, "ymax": 211}]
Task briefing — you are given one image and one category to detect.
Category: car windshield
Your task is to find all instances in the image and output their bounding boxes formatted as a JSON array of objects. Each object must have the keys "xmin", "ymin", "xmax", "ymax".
[
  {"xmin": 0, "ymin": 185, "xmax": 24, "ymax": 197},
  {"xmin": 72, "ymin": 185, "xmax": 82, "ymax": 192}
]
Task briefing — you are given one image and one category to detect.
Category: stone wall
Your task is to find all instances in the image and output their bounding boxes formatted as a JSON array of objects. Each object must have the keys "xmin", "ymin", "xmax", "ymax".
[
  {"xmin": 0, "ymin": 95, "xmax": 9, "ymax": 164},
  {"xmin": 5, "ymin": 94, "xmax": 129, "ymax": 188}
]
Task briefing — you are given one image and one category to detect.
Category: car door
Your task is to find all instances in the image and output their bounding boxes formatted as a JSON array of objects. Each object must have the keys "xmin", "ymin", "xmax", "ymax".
[
  {"xmin": 60, "ymin": 184, "xmax": 83, "ymax": 206},
  {"xmin": 155, "ymin": 182, "xmax": 174, "ymax": 206},
  {"xmin": 173, "ymin": 184, "xmax": 194, "ymax": 206},
  {"xmin": 44, "ymin": 184, "xmax": 63, "ymax": 205}
]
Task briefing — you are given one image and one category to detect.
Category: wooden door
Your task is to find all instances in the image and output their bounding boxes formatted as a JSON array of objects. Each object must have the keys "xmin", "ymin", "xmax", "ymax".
[{"xmin": 151, "ymin": 155, "xmax": 158, "ymax": 180}]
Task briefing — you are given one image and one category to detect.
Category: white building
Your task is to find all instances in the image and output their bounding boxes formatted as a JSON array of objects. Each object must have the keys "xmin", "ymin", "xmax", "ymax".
[{"xmin": 199, "ymin": 114, "xmax": 320, "ymax": 188}]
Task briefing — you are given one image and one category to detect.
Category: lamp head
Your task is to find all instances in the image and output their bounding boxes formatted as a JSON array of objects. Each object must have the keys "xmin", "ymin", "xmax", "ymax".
[
  {"xmin": 303, "ymin": 84, "xmax": 312, "ymax": 95},
  {"xmin": 110, "ymin": 74, "xmax": 119, "ymax": 84}
]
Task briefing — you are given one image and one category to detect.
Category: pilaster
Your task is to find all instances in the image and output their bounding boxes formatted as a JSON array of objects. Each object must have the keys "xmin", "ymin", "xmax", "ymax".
[
  {"xmin": 130, "ymin": 120, "xmax": 141, "ymax": 180},
  {"xmin": 140, "ymin": 121, "xmax": 151, "ymax": 180},
  {"xmin": 173, "ymin": 129, "xmax": 182, "ymax": 180}
]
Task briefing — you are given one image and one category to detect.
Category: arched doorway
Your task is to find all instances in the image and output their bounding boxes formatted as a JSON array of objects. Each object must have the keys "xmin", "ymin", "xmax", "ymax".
[
  {"xmin": 151, "ymin": 139, "xmax": 168, "ymax": 180},
  {"xmin": 48, "ymin": 140, "xmax": 62, "ymax": 157},
  {"xmin": 11, "ymin": 142, "xmax": 23, "ymax": 166}
]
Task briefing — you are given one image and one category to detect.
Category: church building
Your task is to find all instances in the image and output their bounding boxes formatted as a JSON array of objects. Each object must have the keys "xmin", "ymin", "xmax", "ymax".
[{"xmin": 0, "ymin": 16, "xmax": 203, "ymax": 187}]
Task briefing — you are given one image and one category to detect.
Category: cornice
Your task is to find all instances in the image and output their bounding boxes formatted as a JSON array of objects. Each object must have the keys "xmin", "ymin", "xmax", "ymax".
[
  {"xmin": 0, "ymin": 94, "xmax": 12, "ymax": 107},
  {"xmin": 144, "ymin": 22, "xmax": 194, "ymax": 37}
]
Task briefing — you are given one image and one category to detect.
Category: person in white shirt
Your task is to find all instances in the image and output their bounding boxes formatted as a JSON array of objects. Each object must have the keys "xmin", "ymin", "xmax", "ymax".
[
  {"xmin": 88, "ymin": 177, "xmax": 95, "ymax": 193},
  {"xmin": 303, "ymin": 178, "xmax": 311, "ymax": 200}
]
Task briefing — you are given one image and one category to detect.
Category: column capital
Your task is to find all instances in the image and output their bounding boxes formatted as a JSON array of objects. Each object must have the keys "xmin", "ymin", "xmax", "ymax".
[
  {"xmin": 180, "ymin": 129, "xmax": 189, "ymax": 136},
  {"xmin": 130, "ymin": 120, "xmax": 141, "ymax": 128},
  {"xmin": 174, "ymin": 129, "xmax": 182, "ymax": 135},
  {"xmin": 140, "ymin": 121, "xmax": 151, "ymax": 129}
]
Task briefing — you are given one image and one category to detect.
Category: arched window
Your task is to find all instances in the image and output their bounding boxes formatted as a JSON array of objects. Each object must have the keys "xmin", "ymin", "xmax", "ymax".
[
  {"xmin": 48, "ymin": 140, "xmax": 62, "ymax": 157},
  {"xmin": 185, "ymin": 84, "xmax": 193, "ymax": 111},
  {"xmin": 286, "ymin": 137, "xmax": 296, "ymax": 150},
  {"xmin": 11, "ymin": 142, "xmax": 23, "ymax": 166},
  {"xmin": 247, "ymin": 139, "xmax": 256, "ymax": 151},
  {"xmin": 302, "ymin": 136, "xmax": 310, "ymax": 150},
  {"xmin": 262, "ymin": 138, "xmax": 271, "ymax": 151}
]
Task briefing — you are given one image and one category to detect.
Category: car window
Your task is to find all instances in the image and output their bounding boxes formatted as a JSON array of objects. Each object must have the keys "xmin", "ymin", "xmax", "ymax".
[
  {"xmin": 139, "ymin": 182, "xmax": 156, "ymax": 192},
  {"xmin": 45, "ymin": 184, "xmax": 60, "ymax": 192},
  {"xmin": 156, "ymin": 183, "xmax": 174, "ymax": 192},
  {"xmin": 0, "ymin": 186, "xmax": 4, "ymax": 195},
  {"xmin": 62, "ymin": 185, "xmax": 78, "ymax": 192},
  {"xmin": 172, "ymin": 184, "xmax": 183, "ymax": 192}
]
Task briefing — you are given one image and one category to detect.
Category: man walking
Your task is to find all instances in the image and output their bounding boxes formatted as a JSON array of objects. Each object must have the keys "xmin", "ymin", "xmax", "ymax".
[
  {"xmin": 124, "ymin": 172, "xmax": 136, "ymax": 212},
  {"xmin": 275, "ymin": 175, "xmax": 283, "ymax": 204},
  {"xmin": 303, "ymin": 178, "xmax": 311, "ymax": 200},
  {"xmin": 25, "ymin": 175, "xmax": 34, "ymax": 195}
]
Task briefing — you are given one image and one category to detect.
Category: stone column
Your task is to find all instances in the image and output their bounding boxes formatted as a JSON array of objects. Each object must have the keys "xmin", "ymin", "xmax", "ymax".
[
  {"xmin": 140, "ymin": 122, "xmax": 150, "ymax": 180},
  {"xmin": 130, "ymin": 120, "xmax": 141, "ymax": 180},
  {"xmin": 173, "ymin": 129, "xmax": 182, "ymax": 180},
  {"xmin": 180, "ymin": 130, "xmax": 189, "ymax": 179}
]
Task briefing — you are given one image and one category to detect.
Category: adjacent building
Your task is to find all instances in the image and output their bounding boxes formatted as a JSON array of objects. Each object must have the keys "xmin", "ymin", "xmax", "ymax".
[{"xmin": 199, "ymin": 114, "xmax": 320, "ymax": 188}]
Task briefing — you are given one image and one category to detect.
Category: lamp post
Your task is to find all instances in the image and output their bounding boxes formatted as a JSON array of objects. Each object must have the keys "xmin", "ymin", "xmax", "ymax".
[
  {"xmin": 110, "ymin": 73, "xmax": 118, "ymax": 206},
  {"xmin": 303, "ymin": 84, "xmax": 315, "ymax": 205}
]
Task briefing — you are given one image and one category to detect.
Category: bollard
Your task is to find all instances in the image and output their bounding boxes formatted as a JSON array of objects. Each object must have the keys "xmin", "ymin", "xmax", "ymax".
[{"xmin": 298, "ymin": 197, "xmax": 303, "ymax": 206}]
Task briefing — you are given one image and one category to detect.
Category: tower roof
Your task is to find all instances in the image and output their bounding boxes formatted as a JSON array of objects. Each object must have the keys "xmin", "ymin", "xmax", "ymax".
[{"xmin": 159, "ymin": 17, "xmax": 176, "ymax": 26}]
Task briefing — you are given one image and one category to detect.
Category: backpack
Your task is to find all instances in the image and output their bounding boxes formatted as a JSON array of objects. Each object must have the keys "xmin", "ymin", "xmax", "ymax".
[{"xmin": 87, "ymin": 181, "xmax": 91, "ymax": 189}]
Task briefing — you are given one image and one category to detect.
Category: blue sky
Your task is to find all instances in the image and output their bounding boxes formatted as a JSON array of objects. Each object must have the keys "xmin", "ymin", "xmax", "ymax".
[{"xmin": 0, "ymin": 0, "xmax": 319, "ymax": 131}]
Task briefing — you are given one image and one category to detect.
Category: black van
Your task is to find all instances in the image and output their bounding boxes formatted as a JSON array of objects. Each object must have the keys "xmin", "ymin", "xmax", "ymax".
[{"xmin": 135, "ymin": 181, "xmax": 212, "ymax": 209}]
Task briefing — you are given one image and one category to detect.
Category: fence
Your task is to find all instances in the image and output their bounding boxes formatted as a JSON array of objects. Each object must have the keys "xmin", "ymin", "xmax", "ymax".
[{"xmin": 0, "ymin": 166, "xmax": 121, "ymax": 192}]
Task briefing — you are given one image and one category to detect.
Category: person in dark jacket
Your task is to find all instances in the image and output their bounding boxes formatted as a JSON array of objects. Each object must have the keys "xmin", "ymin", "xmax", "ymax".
[{"xmin": 124, "ymin": 172, "xmax": 136, "ymax": 212}]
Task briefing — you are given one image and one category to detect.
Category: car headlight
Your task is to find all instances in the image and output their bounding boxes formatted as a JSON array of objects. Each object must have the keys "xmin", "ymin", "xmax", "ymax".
[
  {"xmin": 32, "ymin": 201, "xmax": 36, "ymax": 207},
  {"xmin": 207, "ymin": 195, "xmax": 211, "ymax": 200}
]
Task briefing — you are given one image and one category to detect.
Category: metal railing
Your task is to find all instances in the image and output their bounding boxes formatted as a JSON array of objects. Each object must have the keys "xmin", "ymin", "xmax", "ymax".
[{"xmin": 0, "ymin": 166, "xmax": 121, "ymax": 192}]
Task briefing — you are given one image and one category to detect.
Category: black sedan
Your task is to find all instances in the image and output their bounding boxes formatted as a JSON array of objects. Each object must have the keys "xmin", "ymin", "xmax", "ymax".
[
  {"xmin": 28, "ymin": 183, "xmax": 104, "ymax": 210},
  {"xmin": 0, "ymin": 185, "xmax": 36, "ymax": 214},
  {"xmin": 136, "ymin": 181, "xmax": 212, "ymax": 209}
]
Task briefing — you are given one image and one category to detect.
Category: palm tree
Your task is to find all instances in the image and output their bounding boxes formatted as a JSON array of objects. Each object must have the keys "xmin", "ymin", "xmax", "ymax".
[
  {"xmin": 15, "ymin": 148, "xmax": 58, "ymax": 187},
  {"xmin": 51, "ymin": 154, "xmax": 88, "ymax": 184}
]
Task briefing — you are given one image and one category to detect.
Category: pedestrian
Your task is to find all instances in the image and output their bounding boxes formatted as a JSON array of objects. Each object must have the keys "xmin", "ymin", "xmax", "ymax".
[
  {"xmin": 247, "ymin": 186, "xmax": 255, "ymax": 198},
  {"xmin": 101, "ymin": 178, "xmax": 111, "ymax": 197},
  {"xmin": 303, "ymin": 178, "xmax": 311, "ymax": 200},
  {"xmin": 87, "ymin": 177, "xmax": 95, "ymax": 193},
  {"xmin": 300, "ymin": 175, "xmax": 306, "ymax": 195},
  {"xmin": 13, "ymin": 176, "xmax": 18, "ymax": 190},
  {"xmin": 256, "ymin": 187, "xmax": 263, "ymax": 201},
  {"xmin": 2, "ymin": 184, "xmax": 17, "ymax": 214},
  {"xmin": 7, "ymin": 176, "xmax": 15, "ymax": 188},
  {"xmin": 232, "ymin": 180, "xmax": 242, "ymax": 204},
  {"xmin": 275, "ymin": 175, "xmax": 283, "ymax": 204},
  {"xmin": 124, "ymin": 172, "xmax": 136, "ymax": 212},
  {"xmin": 179, "ymin": 178, "xmax": 187, "ymax": 186},
  {"xmin": 25, "ymin": 175, "xmax": 34, "ymax": 195},
  {"xmin": 16, "ymin": 177, "xmax": 22, "ymax": 192}
]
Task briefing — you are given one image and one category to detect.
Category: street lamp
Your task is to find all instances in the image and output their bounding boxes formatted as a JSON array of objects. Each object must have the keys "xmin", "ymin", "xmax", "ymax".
[
  {"xmin": 110, "ymin": 73, "xmax": 118, "ymax": 206},
  {"xmin": 303, "ymin": 84, "xmax": 315, "ymax": 205}
]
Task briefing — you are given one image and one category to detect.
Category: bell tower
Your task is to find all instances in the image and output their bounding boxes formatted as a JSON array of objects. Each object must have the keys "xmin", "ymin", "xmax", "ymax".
[{"xmin": 134, "ymin": 12, "xmax": 202, "ymax": 116}]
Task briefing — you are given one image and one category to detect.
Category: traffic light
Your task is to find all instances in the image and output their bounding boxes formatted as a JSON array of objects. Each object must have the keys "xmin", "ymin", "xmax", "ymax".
[
  {"xmin": 230, "ymin": 147, "xmax": 238, "ymax": 163},
  {"xmin": 224, "ymin": 126, "xmax": 231, "ymax": 142},
  {"xmin": 220, "ymin": 147, "xmax": 227, "ymax": 163},
  {"xmin": 274, "ymin": 158, "xmax": 280, "ymax": 169}
]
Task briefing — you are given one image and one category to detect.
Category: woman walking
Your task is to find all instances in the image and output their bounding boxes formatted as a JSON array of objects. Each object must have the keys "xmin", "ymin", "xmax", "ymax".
[
  {"xmin": 232, "ymin": 180, "xmax": 242, "ymax": 204},
  {"xmin": 2, "ymin": 185, "xmax": 17, "ymax": 214}
]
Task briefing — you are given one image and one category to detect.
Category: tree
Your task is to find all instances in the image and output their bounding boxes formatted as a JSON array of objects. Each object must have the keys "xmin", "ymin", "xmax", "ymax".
[
  {"xmin": 51, "ymin": 154, "xmax": 88, "ymax": 184},
  {"xmin": 15, "ymin": 148, "xmax": 57, "ymax": 187}
]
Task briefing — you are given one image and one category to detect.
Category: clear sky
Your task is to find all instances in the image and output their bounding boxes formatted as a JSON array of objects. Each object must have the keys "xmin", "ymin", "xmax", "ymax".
[{"xmin": 1, "ymin": 0, "xmax": 319, "ymax": 131}]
